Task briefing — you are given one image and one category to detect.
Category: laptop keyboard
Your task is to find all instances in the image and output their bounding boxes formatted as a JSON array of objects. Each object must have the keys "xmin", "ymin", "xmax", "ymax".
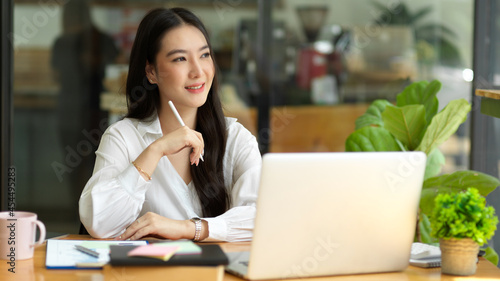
[{"xmin": 239, "ymin": 261, "xmax": 249, "ymax": 267}]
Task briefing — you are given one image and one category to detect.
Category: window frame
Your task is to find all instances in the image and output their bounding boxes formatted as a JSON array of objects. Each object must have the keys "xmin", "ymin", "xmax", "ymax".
[{"xmin": 0, "ymin": 0, "xmax": 14, "ymax": 211}]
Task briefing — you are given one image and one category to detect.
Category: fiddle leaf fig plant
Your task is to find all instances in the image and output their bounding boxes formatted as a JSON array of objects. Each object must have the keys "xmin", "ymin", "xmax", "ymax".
[
  {"xmin": 416, "ymin": 98, "xmax": 470, "ymax": 155},
  {"xmin": 381, "ymin": 104, "xmax": 426, "ymax": 150},
  {"xmin": 345, "ymin": 80, "xmax": 475, "ymax": 180},
  {"xmin": 345, "ymin": 79, "xmax": 500, "ymax": 264}
]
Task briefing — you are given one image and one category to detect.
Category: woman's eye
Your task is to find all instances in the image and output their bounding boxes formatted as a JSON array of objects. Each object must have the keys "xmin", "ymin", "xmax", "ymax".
[
  {"xmin": 201, "ymin": 52, "xmax": 210, "ymax": 58},
  {"xmin": 173, "ymin": 57, "xmax": 186, "ymax": 62}
]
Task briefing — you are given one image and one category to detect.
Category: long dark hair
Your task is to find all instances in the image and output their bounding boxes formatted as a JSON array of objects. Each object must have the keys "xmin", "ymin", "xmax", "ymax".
[{"xmin": 126, "ymin": 8, "xmax": 229, "ymax": 217}]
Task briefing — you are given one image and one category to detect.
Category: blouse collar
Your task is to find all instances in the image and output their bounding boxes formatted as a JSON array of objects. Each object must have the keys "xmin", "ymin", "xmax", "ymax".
[{"xmin": 136, "ymin": 113, "xmax": 162, "ymax": 137}]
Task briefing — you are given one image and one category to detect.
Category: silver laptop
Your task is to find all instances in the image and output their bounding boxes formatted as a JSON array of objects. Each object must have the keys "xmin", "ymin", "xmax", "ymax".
[{"xmin": 226, "ymin": 152, "xmax": 426, "ymax": 280}]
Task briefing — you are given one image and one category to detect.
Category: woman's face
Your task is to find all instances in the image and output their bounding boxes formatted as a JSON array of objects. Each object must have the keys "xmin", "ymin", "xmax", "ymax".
[{"xmin": 148, "ymin": 24, "xmax": 214, "ymax": 110}]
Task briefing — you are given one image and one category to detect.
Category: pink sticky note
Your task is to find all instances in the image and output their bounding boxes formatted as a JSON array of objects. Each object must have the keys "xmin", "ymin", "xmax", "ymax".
[{"xmin": 128, "ymin": 245, "xmax": 179, "ymax": 261}]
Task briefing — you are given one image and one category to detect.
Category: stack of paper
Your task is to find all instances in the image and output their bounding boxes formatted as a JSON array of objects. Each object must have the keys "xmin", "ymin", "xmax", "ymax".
[
  {"xmin": 409, "ymin": 242, "xmax": 441, "ymax": 268},
  {"xmin": 45, "ymin": 239, "xmax": 148, "ymax": 269},
  {"xmin": 127, "ymin": 241, "xmax": 202, "ymax": 261}
]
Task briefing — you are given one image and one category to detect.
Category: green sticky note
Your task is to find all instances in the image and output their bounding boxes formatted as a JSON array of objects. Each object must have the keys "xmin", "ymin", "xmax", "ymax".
[{"xmin": 153, "ymin": 241, "xmax": 202, "ymax": 255}]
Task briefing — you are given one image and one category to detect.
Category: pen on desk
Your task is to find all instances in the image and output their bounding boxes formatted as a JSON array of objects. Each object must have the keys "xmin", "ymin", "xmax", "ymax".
[
  {"xmin": 168, "ymin": 100, "xmax": 204, "ymax": 162},
  {"xmin": 75, "ymin": 245, "xmax": 100, "ymax": 258},
  {"xmin": 49, "ymin": 233, "xmax": 69, "ymax": 240}
]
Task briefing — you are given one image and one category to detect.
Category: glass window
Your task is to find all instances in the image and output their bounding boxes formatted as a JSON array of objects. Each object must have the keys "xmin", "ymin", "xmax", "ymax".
[
  {"xmin": 12, "ymin": 0, "xmax": 259, "ymax": 234},
  {"xmin": 11, "ymin": 0, "xmax": 475, "ymax": 235},
  {"xmin": 264, "ymin": 0, "xmax": 473, "ymax": 172},
  {"xmin": 473, "ymin": 0, "xmax": 500, "ymax": 262}
]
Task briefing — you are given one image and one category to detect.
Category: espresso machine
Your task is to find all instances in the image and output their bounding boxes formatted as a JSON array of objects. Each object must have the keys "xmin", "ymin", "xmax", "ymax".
[
  {"xmin": 296, "ymin": 6, "xmax": 339, "ymax": 104},
  {"xmin": 295, "ymin": 6, "xmax": 329, "ymax": 90}
]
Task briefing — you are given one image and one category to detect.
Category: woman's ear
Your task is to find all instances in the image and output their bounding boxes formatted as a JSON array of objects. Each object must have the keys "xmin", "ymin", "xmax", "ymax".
[{"xmin": 145, "ymin": 61, "xmax": 156, "ymax": 84}]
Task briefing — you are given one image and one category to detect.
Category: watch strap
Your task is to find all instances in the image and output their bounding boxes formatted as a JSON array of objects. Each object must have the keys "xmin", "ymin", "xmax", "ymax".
[{"xmin": 190, "ymin": 217, "xmax": 202, "ymax": 241}]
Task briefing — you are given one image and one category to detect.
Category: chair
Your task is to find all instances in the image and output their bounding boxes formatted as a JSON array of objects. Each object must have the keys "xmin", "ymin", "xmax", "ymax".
[{"xmin": 79, "ymin": 222, "xmax": 90, "ymax": 235}]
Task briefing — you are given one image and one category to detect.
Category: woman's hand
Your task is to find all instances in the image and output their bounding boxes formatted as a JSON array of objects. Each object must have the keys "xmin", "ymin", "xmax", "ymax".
[
  {"xmin": 152, "ymin": 126, "xmax": 204, "ymax": 165},
  {"xmin": 131, "ymin": 126, "xmax": 204, "ymax": 182},
  {"xmin": 116, "ymin": 212, "xmax": 194, "ymax": 241}
]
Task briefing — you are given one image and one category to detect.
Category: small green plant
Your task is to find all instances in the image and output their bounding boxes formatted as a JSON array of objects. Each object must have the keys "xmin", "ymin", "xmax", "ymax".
[{"xmin": 431, "ymin": 187, "xmax": 498, "ymax": 246}]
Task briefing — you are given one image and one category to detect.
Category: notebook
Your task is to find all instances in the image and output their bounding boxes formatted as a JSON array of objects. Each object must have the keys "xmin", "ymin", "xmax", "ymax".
[
  {"xmin": 45, "ymin": 239, "xmax": 147, "ymax": 269},
  {"xmin": 109, "ymin": 244, "xmax": 228, "ymax": 266},
  {"xmin": 226, "ymin": 152, "xmax": 427, "ymax": 280}
]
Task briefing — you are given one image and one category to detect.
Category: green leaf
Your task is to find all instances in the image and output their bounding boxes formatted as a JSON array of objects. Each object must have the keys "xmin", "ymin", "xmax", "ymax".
[
  {"xmin": 484, "ymin": 246, "xmax": 499, "ymax": 266},
  {"xmin": 416, "ymin": 99, "xmax": 471, "ymax": 155},
  {"xmin": 382, "ymin": 105, "xmax": 426, "ymax": 150},
  {"xmin": 396, "ymin": 80, "xmax": 428, "ymax": 105},
  {"xmin": 410, "ymin": 6, "xmax": 433, "ymax": 24},
  {"xmin": 418, "ymin": 213, "xmax": 439, "ymax": 244},
  {"xmin": 435, "ymin": 37, "xmax": 463, "ymax": 66},
  {"xmin": 419, "ymin": 171, "xmax": 500, "ymax": 216},
  {"xmin": 421, "ymin": 81, "xmax": 441, "ymax": 123},
  {"xmin": 423, "ymin": 171, "xmax": 500, "ymax": 195},
  {"xmin": 355, "ymin": 99, "xmax": 393, "ymax": 129},
  {"xmin": 417, "ymin": 23, "xmax": 458, "ymax": 41},
  {"xmin": 396, "ymin": 80, "xmax": 440, "ymax": 124},
  {"xmin": 371, "ymin": 1, "xmax": 409, "ymax": 25},
  {"xmin": 423, "ymin": 148, "xmax": 445, "ymax": 180},
  {"xmin": 345, "ymin": 126, "xmax": 401, "ymax": 152}
]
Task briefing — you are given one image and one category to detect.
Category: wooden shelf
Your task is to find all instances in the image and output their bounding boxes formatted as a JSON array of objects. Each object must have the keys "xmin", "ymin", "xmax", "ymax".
[
  {"xmin": 475, "ymin": 89, "xmax": 500, "ymax": 119},
  {"xmin": 476, "ymin": 89, "xmax": 500, "ymax": 99}
]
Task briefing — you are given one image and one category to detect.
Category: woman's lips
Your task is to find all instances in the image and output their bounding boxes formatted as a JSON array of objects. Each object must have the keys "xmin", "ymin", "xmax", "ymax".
[{"xmin": 185, "ymin": 83, "xmax": 205, "ymax": 93}]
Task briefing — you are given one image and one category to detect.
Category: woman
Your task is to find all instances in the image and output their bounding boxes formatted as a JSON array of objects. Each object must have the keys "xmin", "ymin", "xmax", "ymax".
[{"xmin": 79, "ymin": 8, "xmax": 261, "ymax": 242}]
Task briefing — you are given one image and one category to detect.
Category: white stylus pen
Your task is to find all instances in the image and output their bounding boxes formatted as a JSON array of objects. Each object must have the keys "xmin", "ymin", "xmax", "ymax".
[{"xmin": 168, "ymin": 101, "xmax": 204, "ymax": 162}]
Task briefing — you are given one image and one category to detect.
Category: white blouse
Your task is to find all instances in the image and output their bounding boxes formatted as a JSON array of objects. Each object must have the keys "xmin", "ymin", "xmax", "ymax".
[{"xmin": 79, "ymin": 115, "xmax": 261, "ymax": 242}]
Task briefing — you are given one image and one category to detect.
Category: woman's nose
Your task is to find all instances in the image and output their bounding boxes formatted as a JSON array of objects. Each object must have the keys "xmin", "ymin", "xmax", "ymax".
[{"xmin": 189, "ymin": 59, "xmax": 202, "ymax": 78}]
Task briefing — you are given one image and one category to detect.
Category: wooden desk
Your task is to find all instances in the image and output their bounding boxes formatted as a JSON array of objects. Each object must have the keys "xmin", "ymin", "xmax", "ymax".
[{"xmin": 2, "ymin": 235, "xmax": 500, "ymax": 281}]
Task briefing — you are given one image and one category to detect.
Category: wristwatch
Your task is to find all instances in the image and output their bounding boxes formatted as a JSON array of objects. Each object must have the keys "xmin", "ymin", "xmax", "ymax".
[{"xmin": 190, "ymin": 217, "xmax": 202, "ymax": 241}]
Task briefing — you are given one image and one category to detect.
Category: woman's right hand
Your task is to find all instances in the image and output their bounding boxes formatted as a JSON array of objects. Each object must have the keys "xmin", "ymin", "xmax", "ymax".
[
  {"xmin": 152, "ymin": 126, "xmax": 204, "ymax": 165},
  {"xmin": 131, "ymin": 125, "xmax": 204, "ymax": 181}
]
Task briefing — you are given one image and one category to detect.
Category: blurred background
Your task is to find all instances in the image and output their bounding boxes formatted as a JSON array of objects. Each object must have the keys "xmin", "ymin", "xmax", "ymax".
[{"xmin": 6, "ymin": 0, "xmax": 499, "ymax": 255}]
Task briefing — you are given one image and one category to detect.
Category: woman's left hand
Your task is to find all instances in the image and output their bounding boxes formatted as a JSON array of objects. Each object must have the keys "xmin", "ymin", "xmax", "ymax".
[{"xmin": 115, "ymin": 212, "xmax": 193, "ymax": 241}]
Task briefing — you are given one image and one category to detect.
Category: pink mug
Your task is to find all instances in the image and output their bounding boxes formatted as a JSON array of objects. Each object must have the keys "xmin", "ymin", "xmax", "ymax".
[{"xmin": 0, "ymin": 211, "xmax": 46, "ymax": 260}]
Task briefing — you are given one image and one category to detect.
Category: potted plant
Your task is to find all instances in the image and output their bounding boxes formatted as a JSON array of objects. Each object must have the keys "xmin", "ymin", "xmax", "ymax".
[
  {"xmin": 430, "ymin": 187, "xmax": 498, "ymax": 275},
  {"xmin": 371, "ymin": 1, "xmax": 462, "ymax": 67},
  {"xmin": 344, "ymin": 79, "xmax": 500, "ymax": 264}
]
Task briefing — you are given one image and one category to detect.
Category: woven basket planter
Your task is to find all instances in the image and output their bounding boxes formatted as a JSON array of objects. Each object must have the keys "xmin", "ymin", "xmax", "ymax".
[{"xmin": 440, "ymin": 238, "xmax": 479, "ymax": 276}]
